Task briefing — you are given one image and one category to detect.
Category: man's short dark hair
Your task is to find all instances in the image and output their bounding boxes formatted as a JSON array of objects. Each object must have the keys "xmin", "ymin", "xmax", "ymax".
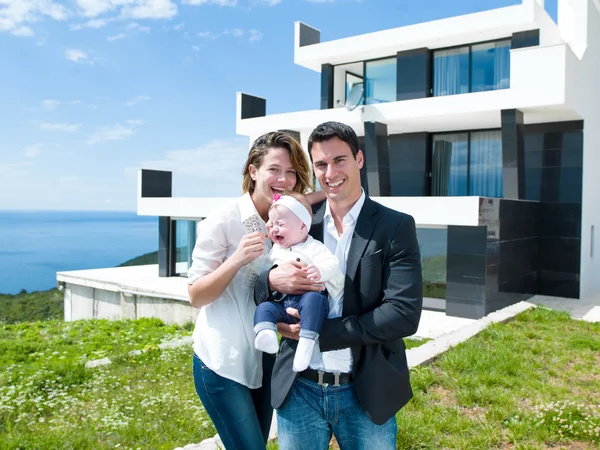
[{"xmin": 307, "ymin": 121, "xmax": 360, "ymax": 160}]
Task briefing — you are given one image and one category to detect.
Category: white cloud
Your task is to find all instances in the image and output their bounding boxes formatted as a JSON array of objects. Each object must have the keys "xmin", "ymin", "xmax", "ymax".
[
  {"xmin": 42, "ymin": 99, "xmax": 60, "ymax": 110},
  {"xmin": 192, "ymin": 45, "xmax": 200, "ymax": 51},
  {"xmin": 65, "ymin": 49, "xmax": 92, "ymax": 64},
  {"xmin": 125, "ymin": 95, "xmax": 151, "ymax": 106},
  {"xmin": 251, "ymin": 0, "xmax": 282, "ymax": 5},
  {"xmin": 127, "ymin": 22, "xmax": 150, "ymax": 32},
  {"xmin": 198, "ymin": 28, "xmax": 262, "ymax": 42},
  {"xmin": 0, "ymin": 161, "xmax": 34, "ymax": 177},
  {"xmin": 24, "ymin": 143, "xmax": 43, "ymax": 158},
  {"xmin": 58, "ymin": 175, "xmax": 79, "ymax": 182},
  {"xmin": 107, "ymin": 32, "xmax": 126, "ymax": 41},
  {"xmin": 87, "ymin": 123, "xmax": 136, "ymax": 144},
  {"xmin": 126, "ymin": 119, "xmax": 143, "ymax": 125},
  {"xmin": 0, "ymin": 0, "xmax": 69, "ymax": 36},
  {"xmin": 137, "ymin": 139, "xmax": 248, "ymax": 182},
  {"xmin": 73, "ymin": 0, "xmax": 177, "ymax": 19},
  {"xmin": 173, "ymin": 22, "xmax": 184, "ymax": 31},
  {"xmin": 11, "ymin": 26, "xmax": 34, "ymax": 37},
  {"xmin": 69, "ymin": 18, "xmax": 110, "ymax": 30},
  {"xmin": 40, "ymin": 122, "xmax": 81, "ymax": 132},
  {"xmin": 248, "ymin": 28, "xmax": 262, "ymax": 42},
  {"xmin": 183, "ymin": 0, "xmax": 237, "ymax": 5},
  {"xmin": 225, "ymin": 27, "xmax": 244, "ymax": 37}
]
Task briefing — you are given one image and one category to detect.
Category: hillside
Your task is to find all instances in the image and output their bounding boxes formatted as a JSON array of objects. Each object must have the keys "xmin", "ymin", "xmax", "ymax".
[{"xmin": 1, "ymin": 251, "xmax": 159, "ymax": 324}]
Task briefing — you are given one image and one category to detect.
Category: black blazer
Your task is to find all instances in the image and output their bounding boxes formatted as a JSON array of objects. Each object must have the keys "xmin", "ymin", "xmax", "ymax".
[{"xmin": 254, "ymin": 196, "xmax": 423, "ymax": 425}]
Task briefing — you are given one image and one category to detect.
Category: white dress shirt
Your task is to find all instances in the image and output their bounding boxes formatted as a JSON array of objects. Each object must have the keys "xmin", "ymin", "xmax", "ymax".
[
  {"xmin": 309, "ymin": 190, "xmax": 366, "ymax": 373},
  {"xmin": 188, "ymin": 193, "xmax": 271, "ymax": 389}
]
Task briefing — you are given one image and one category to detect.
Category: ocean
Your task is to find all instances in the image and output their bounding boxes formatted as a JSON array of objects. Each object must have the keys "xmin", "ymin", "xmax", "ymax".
[{"xmin": 0, "ymin": 211, "xmax": 157, "ymax": 295}]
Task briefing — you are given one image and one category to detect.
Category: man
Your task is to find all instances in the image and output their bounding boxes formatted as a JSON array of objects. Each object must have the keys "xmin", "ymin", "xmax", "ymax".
[{"xmin": 254, "ymin": 121, "xmax": 423, "ymax": 449}]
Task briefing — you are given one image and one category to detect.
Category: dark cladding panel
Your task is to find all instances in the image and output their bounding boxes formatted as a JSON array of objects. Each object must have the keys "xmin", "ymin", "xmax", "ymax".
[
  {"xmin": 298, "ymin": 23, "xmax": 320, "ymax": 47},
  {"xmin": 279, "ymin": 129, "xmax": 301, "ymax": 142},
  {"xmin": 158, "ymin": 217, "xmax": 171, "ymax": 277},
  {"xmin": 388, "ymin": 133, "xmax": 429, "ymax": 196},
  {"xmin": 240, "ymin": 93, "xmax": 266, "ymax": 119},
  {"xmin": 141, "ymin": 169, "xmax": 172, "ymax": 198},
  {"xmin": 396, "ymin": 48, "xmax": 431, "ymax": 101},
  {"xmin": 363, "ymin": 122, "xmax": 391, "ymax": 196},
  {"xmin": 321, "ymin": 64, "xmax": 334, "ymax": 110},
  {"xmin": 511, "ymin": 30, "xmax": 540, "ymax": 49},
  {"xmin": 501, "ymin": 109, "xmax": 525, "ymax": 199}
]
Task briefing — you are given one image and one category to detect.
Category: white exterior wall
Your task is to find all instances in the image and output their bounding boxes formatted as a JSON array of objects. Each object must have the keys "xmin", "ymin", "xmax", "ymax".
[{"xmin": 563, "ymin": 0, "xmax": 600, "ymax": 298}]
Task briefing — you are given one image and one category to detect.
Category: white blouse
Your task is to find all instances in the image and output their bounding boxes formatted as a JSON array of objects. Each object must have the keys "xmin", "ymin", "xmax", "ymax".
[{"xmin": 188, "ymin": 193, "xmax": 271, "ymax": 389}]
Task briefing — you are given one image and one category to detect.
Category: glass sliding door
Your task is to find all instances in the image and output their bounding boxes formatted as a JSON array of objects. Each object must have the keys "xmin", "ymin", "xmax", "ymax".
[
  {"xmin": 433, "ymin": 47, "xmax": 469, "ymax": 97},
  {"xmin": 433, "ymin": 39, "xmax": 511, "ymax": 97},
  {"xmin": 471, "ymin": 40, "xmax": 510, "ymax": 92},
  {"xmin": 469, "ymin": 130, "xmax": 503, "ymax": 197},
  {"xmin": 431, "ymin": 133, "xmax": 468, "ymax": 196},
  {"xmin": 365, "ymin": 58, "xmax": 397, "ymax": 104}
]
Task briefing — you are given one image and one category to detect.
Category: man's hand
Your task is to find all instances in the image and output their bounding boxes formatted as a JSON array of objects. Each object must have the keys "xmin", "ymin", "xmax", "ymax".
[
  {"xmin": 277, "ymin": 308, "xmax": 301, "ymax": 340},
  {"xmin": 268, "ymin": 261, "xmax": 323, "ymax": 295}
]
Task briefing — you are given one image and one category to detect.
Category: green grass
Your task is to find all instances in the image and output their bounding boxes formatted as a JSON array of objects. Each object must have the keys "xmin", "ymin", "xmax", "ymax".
[
  {"xmin": 0, "ymin": 318, "xmax": 199, "ymax": 449},
  {"xmin": 396, "ymin": 307, "xmax": 600, "ymax": 449}
]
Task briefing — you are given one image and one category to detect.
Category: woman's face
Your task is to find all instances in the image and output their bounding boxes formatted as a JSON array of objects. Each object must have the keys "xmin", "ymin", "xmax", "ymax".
[{"xmin": 249, "ymin": 147, "xmax": 297, "ymax": 217}]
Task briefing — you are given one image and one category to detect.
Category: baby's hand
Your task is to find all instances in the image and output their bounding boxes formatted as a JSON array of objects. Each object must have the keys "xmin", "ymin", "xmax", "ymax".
[{"xmin": 305, "ymin": 264, "xmax": 321, "ymax": 282}]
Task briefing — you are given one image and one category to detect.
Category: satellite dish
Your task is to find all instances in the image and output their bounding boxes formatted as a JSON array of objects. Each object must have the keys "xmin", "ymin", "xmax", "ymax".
[{"xmin": 346, "ymin": 83, "xmax": 364, "ymax": 111}]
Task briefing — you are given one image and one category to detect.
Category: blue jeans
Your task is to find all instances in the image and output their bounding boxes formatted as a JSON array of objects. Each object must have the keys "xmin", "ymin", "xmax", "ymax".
[
  {"xmin": 192, "ymin": 353, "xmax": 274, "ymax": 450},
  {"xmin": 277, "ymin": 377, "xmax": 397, "ymax": 450},
  {"xmin": 254, "ymin": 291, "xmax": 329, "ymax": 340}
]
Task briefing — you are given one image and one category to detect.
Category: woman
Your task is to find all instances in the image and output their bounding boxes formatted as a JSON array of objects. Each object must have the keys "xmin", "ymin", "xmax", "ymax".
[{"xmin": 188, "ymin": 131, "xmax": 318, "ymax": 450}]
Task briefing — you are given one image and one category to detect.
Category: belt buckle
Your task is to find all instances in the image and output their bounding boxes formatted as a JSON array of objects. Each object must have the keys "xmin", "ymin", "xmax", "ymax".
[
  {"xmin": 317, "ymin": 371, "xmax": 328, "ymax": 387},
  {"xmin": 317, "ymin": 371, "xmax": 340, "ymax": 387}
]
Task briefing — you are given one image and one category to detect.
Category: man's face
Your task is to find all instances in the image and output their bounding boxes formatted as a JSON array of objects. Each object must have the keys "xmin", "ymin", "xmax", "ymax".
[{"xmin": 311, "ymin": 137, "xmax": 363, "ymax": 205}]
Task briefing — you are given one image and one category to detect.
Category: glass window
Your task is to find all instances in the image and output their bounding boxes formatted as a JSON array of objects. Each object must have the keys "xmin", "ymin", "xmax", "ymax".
[
  {"xmin": 365, "ymin": 58, "xmax": 396, "ymax": 104},
  {"xmin": 433, "ymin": 46, "xmax": 469, "ymax": 97},
  {"xmin": 433, "ymin": 39, "xmax": 510, "ymax": 96},
  {"xmin": 416, "ymin": 227, "xmax": 447, "ymax": 300},
  {"xmin": 432, "ymin": 133, "xmax": 468, "ymax": 196},
  {"xmin": 469, "ymin": 130, "xmax": 503, "ymax": 197},
  {"xmin": 471, "ymin": 40, "xmax": 510, "ymax": 92},
  {"xmin": 432, "ymin": 131, "xmax": 504, "ymax": 198},
  {"xmin": 173, "ymin": 220, "xmax": 197, "ymax": 276}
]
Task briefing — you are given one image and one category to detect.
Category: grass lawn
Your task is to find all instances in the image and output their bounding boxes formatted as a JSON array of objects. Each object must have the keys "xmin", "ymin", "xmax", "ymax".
[
  {"xmin": 2, "ymin": 308, "xmax": 598, "ymax": 449},
  {"xmin": 396, "ymin": 307, "xmax": 600, "ymax": 449}
]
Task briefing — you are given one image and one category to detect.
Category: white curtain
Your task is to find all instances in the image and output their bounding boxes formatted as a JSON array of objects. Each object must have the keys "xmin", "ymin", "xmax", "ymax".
[
  {"xmin": 469, "ymin": 131, "xmax": 503, "ymax": 197},
  {"xmin": 433, "ymin": 47, "xmax": 468, "ymax": 96}
]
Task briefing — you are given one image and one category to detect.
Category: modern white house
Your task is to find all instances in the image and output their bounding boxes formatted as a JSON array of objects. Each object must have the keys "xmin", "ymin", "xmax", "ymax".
[{"xmin": 60, "ymin": 0, "xmax": 600, "ymax": 322}]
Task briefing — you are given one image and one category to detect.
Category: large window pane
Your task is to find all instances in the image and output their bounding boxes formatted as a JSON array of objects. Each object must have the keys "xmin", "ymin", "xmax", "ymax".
[
  {"xmin": 471, "ymin": 40, "xmax": 510, "ymax": 92},
  {"xmin": 173, "ymin": 220, "xmax": 196, "ymax": 276},
  {"xmin": 416, "ymin": 227, "xmax": 447, "ymax": 299},
  {"xmin": 469, "ymin": 131, "xmax": 504, "ymax": 197},
  {"xmin": 433, "ymin": 47, "xmax": 469, "ymax": 96},
  {"xmin": 432, "ymin": 134, "xmax": 468, "ymax": 196},
  {"xmin": 365, "ymin": 58, "xmax": 396, "ymax": 104}
]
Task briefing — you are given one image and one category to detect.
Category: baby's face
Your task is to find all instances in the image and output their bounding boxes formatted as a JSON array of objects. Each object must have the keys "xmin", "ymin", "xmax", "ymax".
[{"xmin": 267, "ymin": 206, "xmax": 308, "ymax": 249}]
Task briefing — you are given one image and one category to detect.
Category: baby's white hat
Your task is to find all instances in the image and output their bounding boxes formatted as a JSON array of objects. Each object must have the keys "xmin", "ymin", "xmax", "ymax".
[{"xmin": 272, "ymin": 194, "xmax": 312, "ymax": 228}]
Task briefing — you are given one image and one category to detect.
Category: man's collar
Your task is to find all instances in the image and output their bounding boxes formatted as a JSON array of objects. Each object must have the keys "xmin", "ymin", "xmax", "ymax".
[{"xmin": 324, "ymin": 189, "xmax": 366, "ymax": 222}]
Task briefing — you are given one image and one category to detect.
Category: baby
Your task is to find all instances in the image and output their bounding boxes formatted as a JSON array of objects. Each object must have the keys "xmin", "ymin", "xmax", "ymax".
[{"xmin": 252, "ymin": 192, "xmax": 344, "ymax": 372}]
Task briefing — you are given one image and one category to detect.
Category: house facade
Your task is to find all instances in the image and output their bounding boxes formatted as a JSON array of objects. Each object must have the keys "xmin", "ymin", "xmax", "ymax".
[{"xmin": 137, "ymin": 0, "xmax": 600, "ymax": 319}]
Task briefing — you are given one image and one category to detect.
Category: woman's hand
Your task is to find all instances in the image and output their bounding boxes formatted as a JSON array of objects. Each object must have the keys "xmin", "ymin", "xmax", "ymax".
[{"xmin": 230, "ymin": 232, "xmax": 265, "ymax": 267}]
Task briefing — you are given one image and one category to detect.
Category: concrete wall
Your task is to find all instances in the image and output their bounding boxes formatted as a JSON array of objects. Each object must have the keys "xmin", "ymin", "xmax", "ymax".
[
  {"xmin": 563, "ymin": 0, "xmax": 600, "ymax": 298},
  {"xmin": 63, "ymin": 283, "xmax": 199, "ymax": 325}
]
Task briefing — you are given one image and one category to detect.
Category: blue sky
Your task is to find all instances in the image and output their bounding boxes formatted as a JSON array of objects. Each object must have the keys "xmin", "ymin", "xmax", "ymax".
[{"xmin": 0, "ymin": 0, "xmax": 557, "ymax": 211}]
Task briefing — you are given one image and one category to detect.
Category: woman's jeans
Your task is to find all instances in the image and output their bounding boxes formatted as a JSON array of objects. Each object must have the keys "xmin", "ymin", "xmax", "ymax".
[{"xmin": 193, "ymin": 352, "xmax": 275, "ymax": 450}]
